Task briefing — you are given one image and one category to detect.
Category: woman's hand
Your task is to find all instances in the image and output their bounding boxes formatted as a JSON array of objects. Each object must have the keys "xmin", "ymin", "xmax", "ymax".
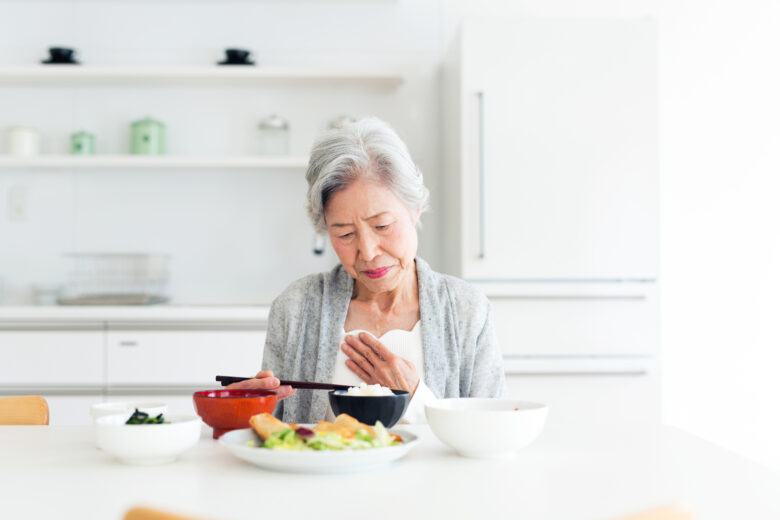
[
  {"xmin": 225, "ymin": 370, "xmax": 296, "ymax": 400},
  {"xmin": 342, "ymin": 333, "xmax": 420, "ymax": 398}
]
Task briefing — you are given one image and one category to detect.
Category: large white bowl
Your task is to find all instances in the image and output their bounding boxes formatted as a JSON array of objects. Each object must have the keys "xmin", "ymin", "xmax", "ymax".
[
  {"xmin": 425, "ymin": 398, "xmax": 548, "ymax": 459},
  {"xmin": 90, "ymin": 401, "xmax": 168, "ymax": 422},
  {"xmin": 95, "ymin": 414, "xmax": 201, "ymax": 465}
]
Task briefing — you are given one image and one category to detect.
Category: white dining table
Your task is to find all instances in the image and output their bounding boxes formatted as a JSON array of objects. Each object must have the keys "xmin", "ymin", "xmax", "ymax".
[{"xmin": 1, "ymin": 420, "xmax": 778, "ymax": 520}]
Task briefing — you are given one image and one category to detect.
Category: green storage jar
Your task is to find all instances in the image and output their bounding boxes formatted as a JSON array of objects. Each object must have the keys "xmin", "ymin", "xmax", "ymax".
[
  {"xmin": 70, "ymin": 131, "xmax": 95, "ymax": 155},
  {"xmin": 131, "ymin": 117, "xmax": 165, "ymax": 155}
]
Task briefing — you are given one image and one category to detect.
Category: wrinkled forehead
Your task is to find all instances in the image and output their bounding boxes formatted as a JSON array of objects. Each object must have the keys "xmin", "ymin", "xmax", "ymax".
[{"xmin": 324, "ymin": 176, "xmax": 409, "ymax": 226}]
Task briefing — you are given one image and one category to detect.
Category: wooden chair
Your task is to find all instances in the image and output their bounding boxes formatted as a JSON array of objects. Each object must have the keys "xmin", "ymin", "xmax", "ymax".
[
  {"xmin": 610, "ymin": 505, "xmax": 695, "ymax": 520},
  {"xmin": 0, "ymin": 396, "xmax": 49, "ymax": 425},
  {"xmin": 123, "ymin": 507, "xmax": 209, "ymax": 520}
]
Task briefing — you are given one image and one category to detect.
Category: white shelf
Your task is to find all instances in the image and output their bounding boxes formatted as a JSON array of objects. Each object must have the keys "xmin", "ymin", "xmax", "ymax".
[
  {"xmin": 0, "ymin": 305, "xmax": 271, "ymax": 325},
  {"xmin": 0, "ymin": 66, "xmax": 403, "ymax": 87},
  {"xmin": 0, "ymin": 0, "xmax": 395, "ymax": 2},
  {"xmin": 0, "ymin": 155, "xmax": 309, "ymax": 169}
]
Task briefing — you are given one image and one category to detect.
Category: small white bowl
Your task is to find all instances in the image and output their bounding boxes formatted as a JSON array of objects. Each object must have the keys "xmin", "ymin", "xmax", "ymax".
[
  {"xmin": 425, "ymin": 398, "xmax": 548, "ymax": 459},
  {"xmin": 95, "ymin": 414, "xmax": 201, "ymax": 465},
  {"xmin": 90, "ymin": 401, "xmax": 168, "ymax": 422}
]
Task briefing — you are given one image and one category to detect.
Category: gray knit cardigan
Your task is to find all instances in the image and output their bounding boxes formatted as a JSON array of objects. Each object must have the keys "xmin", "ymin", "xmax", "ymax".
[{"xmin": 262, "ymin": 257, "xmax": 506, "ymax": 423}]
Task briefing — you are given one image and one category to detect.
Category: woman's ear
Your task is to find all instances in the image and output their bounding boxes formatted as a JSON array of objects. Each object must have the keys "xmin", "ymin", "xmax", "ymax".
[{"xmin": 413, "ymin": 208, "xmax": 422, "ymax": 226}]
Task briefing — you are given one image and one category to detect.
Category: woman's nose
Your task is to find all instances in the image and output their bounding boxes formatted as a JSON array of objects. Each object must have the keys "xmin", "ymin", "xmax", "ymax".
[{"xmin": 357, "ymin": 232, "xmax": 381, "ymax": 261}]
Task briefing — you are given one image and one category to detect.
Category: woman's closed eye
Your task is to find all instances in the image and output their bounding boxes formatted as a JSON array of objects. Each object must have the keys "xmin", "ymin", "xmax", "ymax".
[{"xmin": 338, "ymin": 232, "xmax": 354, "ymax": 239}]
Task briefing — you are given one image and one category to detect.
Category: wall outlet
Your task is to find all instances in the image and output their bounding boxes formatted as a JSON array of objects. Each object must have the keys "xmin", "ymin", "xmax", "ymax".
[{"xmin": 8, "ymin": 186, "xmax": 28, "ymax": 222}]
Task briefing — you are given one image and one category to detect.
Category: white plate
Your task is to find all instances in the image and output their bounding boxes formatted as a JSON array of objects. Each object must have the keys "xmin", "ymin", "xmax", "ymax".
[{"xmin": 218, "ymin": 426, "xmax": 419, "ymax": 473}]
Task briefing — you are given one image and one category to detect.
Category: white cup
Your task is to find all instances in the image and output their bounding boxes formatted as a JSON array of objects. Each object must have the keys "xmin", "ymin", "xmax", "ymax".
[{"xmin": 8, "ymin": 126, "xmax": 41, "ymax": 156}]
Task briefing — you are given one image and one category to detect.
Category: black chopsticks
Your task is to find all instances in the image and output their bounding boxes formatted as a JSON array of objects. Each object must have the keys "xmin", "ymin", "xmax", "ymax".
[{"xmin": 216, "ymin": 375, "xmax": 352, "ymax": 391}]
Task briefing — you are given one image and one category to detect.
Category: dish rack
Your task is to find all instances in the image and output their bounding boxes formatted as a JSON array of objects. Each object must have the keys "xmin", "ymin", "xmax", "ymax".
[{"xmin": 58, "ymin": 253, "xmax": 170, "ymax": 305}]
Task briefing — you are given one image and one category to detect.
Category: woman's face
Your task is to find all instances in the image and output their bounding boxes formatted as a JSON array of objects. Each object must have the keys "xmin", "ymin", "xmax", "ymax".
[{"xmin": 324, "ymin": 176, "xmax": 419, "ymax": 295}]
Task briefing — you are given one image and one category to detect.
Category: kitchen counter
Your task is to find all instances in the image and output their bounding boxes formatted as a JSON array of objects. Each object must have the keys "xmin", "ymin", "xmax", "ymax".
[
  {"xmin": 0, "ymin": 305, "xmax": 270, "ymax": 327},
  {"xmin": 2, "ymin": 421, "xmax": 778, "ymax": 520}
]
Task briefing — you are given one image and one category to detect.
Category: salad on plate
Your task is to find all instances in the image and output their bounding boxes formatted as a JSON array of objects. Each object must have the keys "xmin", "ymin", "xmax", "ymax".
[{"xmin": 249, "ymin": 412, "xmax": 403, "ymax": 451}]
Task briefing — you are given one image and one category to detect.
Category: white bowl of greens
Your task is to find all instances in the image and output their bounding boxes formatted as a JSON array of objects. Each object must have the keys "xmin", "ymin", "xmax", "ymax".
[{"xmin": 95, "ymin": 412, "xmax": 201, "ymax": 465}]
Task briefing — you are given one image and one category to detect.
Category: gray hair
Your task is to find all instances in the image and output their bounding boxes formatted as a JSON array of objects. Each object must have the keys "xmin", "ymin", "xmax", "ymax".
[{"xmin": 305, "ymin": 117, "xmax": 430, "ymax": 233}]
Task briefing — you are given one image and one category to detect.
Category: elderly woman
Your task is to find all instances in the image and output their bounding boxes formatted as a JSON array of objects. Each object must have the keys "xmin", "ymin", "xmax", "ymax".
[{"xmin": 229, "ymin": 117, "xmax": 504, "ymax": 423}]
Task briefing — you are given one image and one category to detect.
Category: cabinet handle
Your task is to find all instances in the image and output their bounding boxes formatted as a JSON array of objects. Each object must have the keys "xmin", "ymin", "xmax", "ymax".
[
  {"xmin": 477, "ymin": 90, "xmax": 486, "ymax": 259},
  {"xmin": 119, "ymin": 341, "xmax": 138, "ymax": 347}
]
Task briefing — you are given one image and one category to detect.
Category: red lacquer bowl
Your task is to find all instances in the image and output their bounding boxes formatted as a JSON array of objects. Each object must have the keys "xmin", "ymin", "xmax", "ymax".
[{"xmin": 193, "ymin": 389, "xmax": 278, "ymax": 439}]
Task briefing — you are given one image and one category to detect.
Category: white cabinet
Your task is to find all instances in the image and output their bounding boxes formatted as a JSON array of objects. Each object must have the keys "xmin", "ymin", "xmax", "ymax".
[
  {"xmin": 485, "ymin": 282, "xmax": 658, "ymax": 359},
  {"xmin": 0, "ymin": 327, "xmax": 104, "ymax": 385},
  {"xmin": 504, "ymin": 370, "xmax": 661, "ymax": 440},
  {"xmin": 106, "ymin": 328, "xmax": 265, "ymax": 386},
  {"xmin": 0, "ymin": 311, "xmax": 268, "ymax": 425},
  {"xmin": 442, "ymin": 18, "xmax": 658, "ymax": 280}
]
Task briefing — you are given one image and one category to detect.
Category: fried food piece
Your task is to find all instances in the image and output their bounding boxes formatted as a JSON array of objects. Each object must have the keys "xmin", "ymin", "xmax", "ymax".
[
  {"xmin": 249, "ymin": 412, "xmax": 290, "ymax": 440},
  {"xmin": 312, "ymin": 421, "xmax": 354, "ymax": 438},
  {"xmin": 333, "ymin": 414, "xmax": 375, "ymax": 437}
]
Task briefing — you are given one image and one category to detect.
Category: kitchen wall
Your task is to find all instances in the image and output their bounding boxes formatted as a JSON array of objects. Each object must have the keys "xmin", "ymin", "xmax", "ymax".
[
  {"xmin": 658, "ymin": 0, "xmax": 780, "ymax": 472},
  {"xmin": 0, "ymin": 0, "xmax": 443, "ymax": 304}
]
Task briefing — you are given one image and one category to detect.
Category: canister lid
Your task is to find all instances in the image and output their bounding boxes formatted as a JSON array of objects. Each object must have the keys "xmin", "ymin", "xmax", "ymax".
[
  {"xmin": 132, "ymin": 117, "xmax": 165, "ymax": 128},
  {"xmin": 8, "ymin": 125, "xmax": 38, "ymax": 132},
  {"xmin": 329, "ymin": 115, "xmax": 357, "ymax": 129},
  {"xmin": 258, "ymin": 114, "xmax": 289, "ymax": 130}
]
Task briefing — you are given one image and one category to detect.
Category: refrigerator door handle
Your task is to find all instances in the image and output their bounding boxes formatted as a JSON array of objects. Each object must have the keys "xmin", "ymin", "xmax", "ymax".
[
  {"xmin": 503, "ymin": 355, "xmax": 655, "ymax": 376},
  {"xmin": 477, "ymin": 90, "xmax": 487, "ymax": 259}
]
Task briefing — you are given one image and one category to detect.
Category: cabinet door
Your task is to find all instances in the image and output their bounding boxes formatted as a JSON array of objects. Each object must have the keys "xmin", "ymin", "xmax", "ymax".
[
  {"xmin": 460, "ymin": 19, "xmax": 658, "ymax": 280},
  {"xmin": 106, "ymin": 328, "xmax": 265, "ymax": 386},
  {"xmin": 0, "ymin": 328, "xmax": 104, "ymax": 385},
  {"xmin": 488, "ymin": 283, "xmax": 658, "ymax": 358},
  {"xmin": 504, "ymin": 371, "xmax": 661, "ymax": 439}
]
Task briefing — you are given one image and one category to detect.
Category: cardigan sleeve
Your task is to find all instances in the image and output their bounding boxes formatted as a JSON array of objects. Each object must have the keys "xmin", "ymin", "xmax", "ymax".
[
  {"xmin": 468, "ymin": 301, "xmax": 506, "ymax": 398},
  {"xmin": 261, "ymin": 296, "xmax": 289, "ymax": 419},
  {"xmin": 437, "ymin": 271, "xmax": 507, "ymax": 399},
  {"xmin": 261, "ymin": 298, "xmax": 285, "ymax": 375}
]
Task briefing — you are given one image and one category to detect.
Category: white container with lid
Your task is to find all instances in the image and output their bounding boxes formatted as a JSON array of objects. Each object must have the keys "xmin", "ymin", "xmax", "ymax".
[
  {"xmin": 8, "ymin": 126, "xmax": 41, "ymax": 156},
  {"xmin": 258, "ymin": 114, "xmax": 289, "ymax": 155}
]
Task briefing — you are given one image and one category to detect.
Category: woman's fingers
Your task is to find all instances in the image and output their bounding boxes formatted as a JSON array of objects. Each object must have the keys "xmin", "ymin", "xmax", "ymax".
[
  {"xmin": 342, "ymin": 342, "xmax": 375, "ymax": 375},
  {"xmin": 357, "ymin": 332, "xmax": 394, "ymax": 361},
  {"xmin": 345, "ymin": 358, "xmax": 374, "ymax": 384},
  {"xmin": 345, "ymin": 333, "xmax": 390, "ymax": 365},
  {"xmin": 275, "ymin": 386, "xmax": 296, "ymax": 400},
  {"xmin": 226, "ymin": 376, "xmax": 279, "ymax": 390},
  {"xmin": 343, "ymin": 334, "xmax": 377, "ymax": 363},
  {"xmin": 226, "ymin": 377, "xmax": 297, "ymax": 401},
  {"xmin": 254, "ymin": 370, "xmax": 274, "ymax": 379}
]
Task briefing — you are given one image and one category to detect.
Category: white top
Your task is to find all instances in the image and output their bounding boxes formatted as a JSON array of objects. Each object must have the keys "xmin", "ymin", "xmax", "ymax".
[
  {"xmin": 329, "ymin": 320, "xmax": 437, "ymax": 423},
  {"xmin": 0, "ymin": 423, "xmax": 776, "ymax": 520}
]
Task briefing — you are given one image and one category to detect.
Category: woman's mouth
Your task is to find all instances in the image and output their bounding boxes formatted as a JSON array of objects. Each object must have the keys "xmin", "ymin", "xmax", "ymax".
[{"xmin": 363, "ymin": 266, "xmax": 392, "ymax": 279}]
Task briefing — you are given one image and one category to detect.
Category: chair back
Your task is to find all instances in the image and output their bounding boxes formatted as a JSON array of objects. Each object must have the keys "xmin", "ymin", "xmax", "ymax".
[
  {"xmin": 123, "ymin": 507, "xmax": 208, "ymax": 520},
  {"xmin": 0, "ymin": 396, "xmax": 49, "ymax": 425}
]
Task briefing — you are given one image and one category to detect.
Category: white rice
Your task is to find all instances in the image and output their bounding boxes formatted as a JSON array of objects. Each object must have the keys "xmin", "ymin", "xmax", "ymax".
[{"xmin": 345, "ymin": 382, "xmax": 394, "ymax": 396}]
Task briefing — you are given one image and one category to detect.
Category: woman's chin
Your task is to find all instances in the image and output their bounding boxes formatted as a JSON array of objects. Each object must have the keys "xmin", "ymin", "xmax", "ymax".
[{"xmin": 359, "ymin": 271, "xmax": 400, "ymax": 292}]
